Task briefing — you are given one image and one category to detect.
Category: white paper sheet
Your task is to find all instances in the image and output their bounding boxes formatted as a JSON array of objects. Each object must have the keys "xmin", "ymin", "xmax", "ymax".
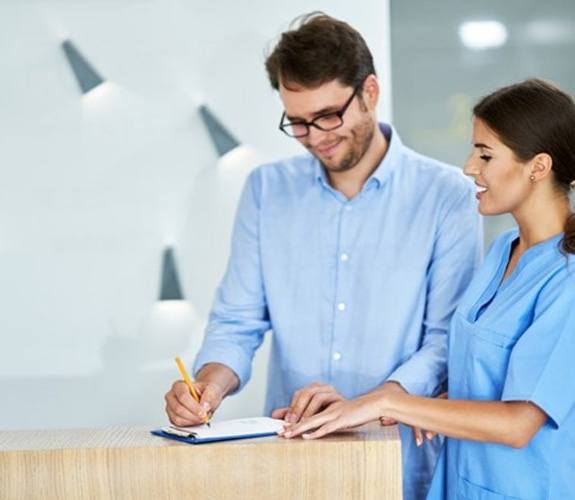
[{"xmin": 162, "ymin": 416, "xmax": 284, "ymax": 440}]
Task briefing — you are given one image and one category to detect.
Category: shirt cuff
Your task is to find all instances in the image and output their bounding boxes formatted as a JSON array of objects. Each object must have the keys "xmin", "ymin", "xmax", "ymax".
[
  {"xmin": 193, "ymin": 347, "xmax": 252, "ymax": 394},
  {"xmin": 386, "ymin": 365, "xmax": 443, "ymax": 397}
]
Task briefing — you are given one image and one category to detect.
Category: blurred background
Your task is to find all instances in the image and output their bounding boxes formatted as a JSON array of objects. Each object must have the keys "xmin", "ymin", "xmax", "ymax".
[{"xmin": 0, "ymin": 0, "xmax": 573, "ymax": 430}]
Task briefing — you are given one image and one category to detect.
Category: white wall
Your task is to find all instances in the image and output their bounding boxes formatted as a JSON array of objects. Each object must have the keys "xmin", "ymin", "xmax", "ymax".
[{"xmin": 0, "ymin": 0, "xmax": 391, "ymax": 430}]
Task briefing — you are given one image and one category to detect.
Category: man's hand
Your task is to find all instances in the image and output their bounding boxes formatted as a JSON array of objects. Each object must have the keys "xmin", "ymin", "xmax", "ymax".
[
  {"xmin": 379, "ymin": 416, "xmax": 398, "ymax": 426},
  {"xmin": 164, "ymin": 379, "xmax": 225, "ymax": 427},
  {"xmin": 164, "ymin": 362, "xmax": 239, "ymax": 427},
  {"xmin": 271, "ymin": 382, "xmax": 344, "ymax": 423}
]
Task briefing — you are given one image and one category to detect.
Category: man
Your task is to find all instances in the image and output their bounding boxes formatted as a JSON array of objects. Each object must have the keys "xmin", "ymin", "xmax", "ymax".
[{"xmin": 165, "ymin": 13, "xmax": 482, "ymax": 500}]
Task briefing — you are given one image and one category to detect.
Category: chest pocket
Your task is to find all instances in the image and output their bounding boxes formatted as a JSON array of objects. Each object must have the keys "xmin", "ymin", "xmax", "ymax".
[
  {"xmin": 459, "ymin": 316, "xmax": 515, "ymax": 400},
  {"xmin": 458, "ymin": 475, "xmax": 532, "ymax": 500}
]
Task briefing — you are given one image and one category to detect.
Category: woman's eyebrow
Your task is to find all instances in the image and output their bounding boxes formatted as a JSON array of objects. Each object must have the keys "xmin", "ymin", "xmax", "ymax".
[{"xmin": 474, "ymin": 143, "xmax": 493, "ymax": 149}]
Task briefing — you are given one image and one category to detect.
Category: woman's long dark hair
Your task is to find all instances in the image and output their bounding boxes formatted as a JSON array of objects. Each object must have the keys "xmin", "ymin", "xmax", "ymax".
[{"xmin": 473, "ymin": 79, "xmax": 575, "ymax": 254}]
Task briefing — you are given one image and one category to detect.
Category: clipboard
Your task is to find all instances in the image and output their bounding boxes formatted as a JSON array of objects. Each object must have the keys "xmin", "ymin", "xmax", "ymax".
[{"xmin": 151, "ymin": 416, "xmax": 284, "ymax": 444}]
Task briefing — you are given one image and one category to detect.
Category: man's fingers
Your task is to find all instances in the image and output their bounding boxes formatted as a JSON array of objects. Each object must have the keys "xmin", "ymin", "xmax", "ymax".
[
  {"xmin": 413, "ymin": 427, "xmax": 424, "ymax": 447},
  {"xmin": 165, "ymin": 392, "xmax": 204, "ymax": 426},
  {"xmin": 412, "ymin": 428, "xmax": 437, "ymax": 445},
  {"xmin": 286, "ymin": 388, "xmax": 314, "ymax": 423},
  {"xmin": 199, "ymin": 383, "xmax": 224, "ymax": 416},
  {"xmin": 166, "ymin": 388, "xmax": 198, "ymax": 417},
  {"xmin": 287, "ymin": 384, "xmax": 339, "ymax": 423},
  {"xmin": 168, "ymin": 411, "xmax": 205, "ymax": 427},
  {"xmin": 272, "ymin": 407, "xmax": 289, "ymax": 420},
  {"xmin": 302, "ymin": 392, "xmax": 341, "ymax": 418},
  {"xmin": 379, "ymin": 416, "xmax": 397, "ymax": 426},
  {"xmin": 172, "ymin": 381, "xmax": 201, "ymax": 411}
]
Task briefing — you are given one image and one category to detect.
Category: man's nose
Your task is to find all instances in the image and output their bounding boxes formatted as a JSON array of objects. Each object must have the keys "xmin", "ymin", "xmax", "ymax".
[{"xmin": 305, "ymin": 125, "xmax": 330, "ymax": 147}]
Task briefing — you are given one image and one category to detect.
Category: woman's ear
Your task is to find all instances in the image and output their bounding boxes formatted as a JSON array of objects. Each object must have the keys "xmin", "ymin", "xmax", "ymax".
[{"xmin": 529, "ymin": 153, "xmax": 553, "ymax": 182}]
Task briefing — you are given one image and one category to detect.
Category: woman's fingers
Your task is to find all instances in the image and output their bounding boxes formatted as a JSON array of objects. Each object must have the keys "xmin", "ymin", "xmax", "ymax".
[
  {"xmin": 302, "ymin": 421, "xmax": 341, "ymax": 440},
  {"xmin": 280, "ymin": 406, "xmax": 340, "ymax": 438}
]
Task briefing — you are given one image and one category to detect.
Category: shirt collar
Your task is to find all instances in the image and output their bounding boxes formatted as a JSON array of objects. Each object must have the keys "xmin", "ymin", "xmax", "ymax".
[{"xmin": 313, "ymin": 122, "xmax": 404, "ymax": 190}]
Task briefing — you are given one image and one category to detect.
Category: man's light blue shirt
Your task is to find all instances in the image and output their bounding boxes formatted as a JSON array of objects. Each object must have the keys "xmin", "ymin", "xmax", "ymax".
[{"xmin": 194, "ymin": 124, "xmax": 482, "ymax": 500}]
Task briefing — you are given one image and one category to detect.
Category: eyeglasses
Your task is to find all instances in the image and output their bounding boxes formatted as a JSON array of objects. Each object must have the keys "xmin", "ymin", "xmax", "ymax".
[{"xmin": 279, "ymin": 86, "xmax": 360, "ymax": 138}]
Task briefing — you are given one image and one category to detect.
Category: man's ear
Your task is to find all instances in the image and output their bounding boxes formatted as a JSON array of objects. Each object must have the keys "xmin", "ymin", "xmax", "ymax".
[{"xmin": 361, "ymin": 74, "xmax": 379, "ymax": 111}]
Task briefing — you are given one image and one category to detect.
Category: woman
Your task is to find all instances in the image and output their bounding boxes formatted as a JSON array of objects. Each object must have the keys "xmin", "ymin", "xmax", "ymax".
[{"xmin": 280, "ymin": 79, "xmax": 575, "ymax": 499}]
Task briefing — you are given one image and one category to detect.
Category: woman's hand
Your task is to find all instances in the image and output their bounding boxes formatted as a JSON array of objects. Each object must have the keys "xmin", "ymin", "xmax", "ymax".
[
  {"xmin": 279, "ymin": 391, "xmax": 385, "ymax": 440},
  {"xmin": 271, "ymin": 382, "xmax": 345, "ymax": 423}
]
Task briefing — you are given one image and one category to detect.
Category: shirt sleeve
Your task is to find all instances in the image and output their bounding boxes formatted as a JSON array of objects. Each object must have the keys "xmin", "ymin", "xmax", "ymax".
[
  {"xmin": 193, "ymin": 169, "xmax": 270, "ymax": 392},
  {"xmin": 387, "ymin": 180, "xmax": 483, "ymax": 396},
  {"xmin": 502, "ymin": 274, "xmax": 575, "ymax": 428}
]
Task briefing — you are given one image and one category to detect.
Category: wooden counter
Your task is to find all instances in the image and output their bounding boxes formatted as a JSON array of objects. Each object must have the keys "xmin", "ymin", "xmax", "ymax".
[{"xmin": 0, "ymin": 423, "xmax": 402, "ymax": 499}]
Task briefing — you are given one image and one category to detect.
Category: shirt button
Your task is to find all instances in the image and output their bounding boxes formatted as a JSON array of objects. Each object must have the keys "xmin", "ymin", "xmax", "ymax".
[
  {"xmin": 340, "ymin": 253, "xmax": 349, "ymax": 262},
  {"xmin": 337, "ymin": 303, "xmax": 346, "ymax": 311},
  {"xmin": 333, "ymin": 352, "xmax": 342, "ymax": 361},
  {"xmin": 344, "ymin": 205, "xmax": 352, "ymax": 211}
]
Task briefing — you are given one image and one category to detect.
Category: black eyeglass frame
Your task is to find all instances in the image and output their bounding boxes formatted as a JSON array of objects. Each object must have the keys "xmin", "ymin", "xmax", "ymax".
[{"xmin": 278, "ymin": 84, "xmax": 362, "ymax": 138}]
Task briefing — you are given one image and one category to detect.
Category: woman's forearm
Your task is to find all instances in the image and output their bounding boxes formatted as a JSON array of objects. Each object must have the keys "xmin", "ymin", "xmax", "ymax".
[{"xmin": 380, "ymin": 391, "xmax": 547, "ymax": 448}]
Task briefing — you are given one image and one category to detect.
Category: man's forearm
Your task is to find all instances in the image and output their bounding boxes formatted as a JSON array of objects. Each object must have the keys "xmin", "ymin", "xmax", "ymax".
[
  {"xmin": 196, "ymin": 362, "xmax": 240, "ymax": 397},
  {"xmin": 383, "ymin": 333, "xmax": 447, "ymax": 397}
]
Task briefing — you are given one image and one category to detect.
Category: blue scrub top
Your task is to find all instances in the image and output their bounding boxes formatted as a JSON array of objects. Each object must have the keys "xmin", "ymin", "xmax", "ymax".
[{"xmin": 427, "ymin": 228, "xmax": 575, "ymax": 500}]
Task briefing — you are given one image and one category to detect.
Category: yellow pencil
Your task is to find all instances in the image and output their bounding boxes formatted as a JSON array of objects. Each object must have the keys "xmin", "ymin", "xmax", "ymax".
[{"xmin": 175, "ymin": 356, "xmax": 210, "ymax": 426}]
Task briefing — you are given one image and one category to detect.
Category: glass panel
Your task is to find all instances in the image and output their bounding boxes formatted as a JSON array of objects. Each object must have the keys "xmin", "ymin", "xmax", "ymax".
[{"xmin": 390, "ymin": 0, "xmax": 575, "ymax": 246}]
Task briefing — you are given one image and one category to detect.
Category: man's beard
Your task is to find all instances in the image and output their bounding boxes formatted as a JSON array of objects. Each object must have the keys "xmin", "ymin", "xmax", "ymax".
[{"xmin": 317, "ymin": 116, "xmax": 375, "ymax": 173}]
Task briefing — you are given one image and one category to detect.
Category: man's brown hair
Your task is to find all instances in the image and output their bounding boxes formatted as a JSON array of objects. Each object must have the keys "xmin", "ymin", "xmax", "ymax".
[{"xmin": 265, "ymin": 12, "xmax": 376, "ymax": 91}]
